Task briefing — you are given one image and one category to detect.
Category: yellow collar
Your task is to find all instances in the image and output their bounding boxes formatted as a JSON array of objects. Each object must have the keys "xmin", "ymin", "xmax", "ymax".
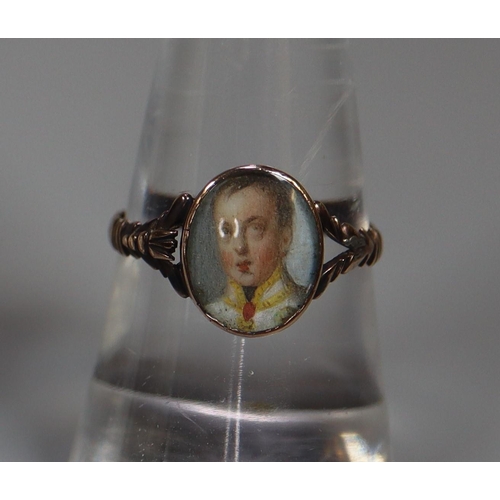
[{"xmin": 224, "ymin": 266, "xmax": 290, "ymax": 312}]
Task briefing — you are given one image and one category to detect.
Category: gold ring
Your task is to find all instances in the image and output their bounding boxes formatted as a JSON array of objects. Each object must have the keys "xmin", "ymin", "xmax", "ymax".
[{"xmin": 111, "ymin": 165, "xmax": 382, "ymax": 337}]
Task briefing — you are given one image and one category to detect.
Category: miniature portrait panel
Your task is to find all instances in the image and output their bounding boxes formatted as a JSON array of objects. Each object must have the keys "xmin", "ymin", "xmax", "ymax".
[{"xmin": 184, "ymin": 169, "xmax": 322, "ymax": 335}]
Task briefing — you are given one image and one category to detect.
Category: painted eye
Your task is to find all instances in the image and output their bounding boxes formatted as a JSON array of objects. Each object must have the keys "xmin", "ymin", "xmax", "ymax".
[
  {"xmin": 248, "ymin": 222, "xmax": 265, "ymax": 239},
  {"xmin": 218, "ymin": 220, "xmax": 231, "ymax": 239}
]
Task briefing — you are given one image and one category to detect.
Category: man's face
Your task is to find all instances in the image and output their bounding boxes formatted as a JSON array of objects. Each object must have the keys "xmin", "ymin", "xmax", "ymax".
[{"xmin": 214, "ymin": 185, "xmax": 291, "ymax": 288}]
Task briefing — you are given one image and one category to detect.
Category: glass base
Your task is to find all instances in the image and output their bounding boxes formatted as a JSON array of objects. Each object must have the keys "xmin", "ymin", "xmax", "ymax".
[
  {"xmin": 71, "ymin": 376, "xmax": 388, "ymax": 462},
  {"xmin": 71, "ymin": 39, "xmax": 388, "ymax": 462}
]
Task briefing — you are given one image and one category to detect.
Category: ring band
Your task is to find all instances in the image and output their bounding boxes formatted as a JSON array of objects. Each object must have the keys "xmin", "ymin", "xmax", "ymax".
[{"xmin": 110, "ymin": 165, "xmax": 382, "ymax": 337}]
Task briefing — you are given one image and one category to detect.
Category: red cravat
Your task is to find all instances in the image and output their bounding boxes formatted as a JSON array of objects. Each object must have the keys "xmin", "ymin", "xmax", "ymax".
[{"xmin": 242, "ymin": 302, "xmax": 256, "ymax": 321}]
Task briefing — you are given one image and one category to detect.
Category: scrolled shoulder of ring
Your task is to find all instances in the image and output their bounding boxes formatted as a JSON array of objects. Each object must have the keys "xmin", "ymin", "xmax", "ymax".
[{"xmin": 110, "ymin": 165, "xmax": 382, "ymax": 337}]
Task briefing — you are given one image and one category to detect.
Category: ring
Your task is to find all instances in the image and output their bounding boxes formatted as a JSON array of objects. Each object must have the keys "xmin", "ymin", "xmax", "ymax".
[{"xmin": 110, "ymin": 165, "xmax": 382, "ymax": 337}]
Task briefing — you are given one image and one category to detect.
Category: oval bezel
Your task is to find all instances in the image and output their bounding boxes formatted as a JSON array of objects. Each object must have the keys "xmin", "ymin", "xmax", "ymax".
[{"xmin": 181, "ymin": 164, "xmax": 324, "ymax": 337}]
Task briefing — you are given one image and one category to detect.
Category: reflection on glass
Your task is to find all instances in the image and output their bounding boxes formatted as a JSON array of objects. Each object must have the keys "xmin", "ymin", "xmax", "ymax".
[{"xmin": 340, "ymin": 432, "xmax": 385, "ymax": 462}]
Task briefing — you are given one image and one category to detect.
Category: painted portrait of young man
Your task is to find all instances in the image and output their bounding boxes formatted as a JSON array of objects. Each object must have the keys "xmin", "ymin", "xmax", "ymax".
[
  {"xmin": 205, "ymin": 175, "xmax": 307, "ymax": 332},
  {"xmin": 185, "ymin": 168, "xmax": 321, "ymax": 335}
]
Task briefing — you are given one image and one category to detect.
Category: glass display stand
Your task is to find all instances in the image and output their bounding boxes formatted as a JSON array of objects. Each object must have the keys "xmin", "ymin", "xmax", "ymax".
[{"xmin": 71, "ymin": 39, "xmax": 388, "ymax": 461}]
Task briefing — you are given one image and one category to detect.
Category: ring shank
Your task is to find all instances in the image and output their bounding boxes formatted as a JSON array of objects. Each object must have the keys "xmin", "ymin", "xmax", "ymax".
[{"xmin": 112, "ymin": 187, "xmax": 381, "ymax": 308}]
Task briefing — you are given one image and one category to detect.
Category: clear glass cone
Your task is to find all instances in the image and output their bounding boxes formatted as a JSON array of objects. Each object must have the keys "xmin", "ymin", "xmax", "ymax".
[{"xmin": 71, "ymin": 39, "xmax": 389, "ymax": 462}]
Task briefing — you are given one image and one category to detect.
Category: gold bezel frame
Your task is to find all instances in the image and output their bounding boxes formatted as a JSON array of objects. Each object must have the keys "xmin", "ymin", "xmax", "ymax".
[{"xmin": 181, "ymin": 164, "xmax": 324, "ymax": 337}]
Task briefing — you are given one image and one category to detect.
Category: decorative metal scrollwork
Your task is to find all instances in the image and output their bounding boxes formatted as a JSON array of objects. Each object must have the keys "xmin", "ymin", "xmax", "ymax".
[
  {"xmin": 110, "ymin": 193, "xmax": 193, "ymax": 297},
  {"xmin": 314, "ymin": 202, "xmax": 382, "ymax": 298}
]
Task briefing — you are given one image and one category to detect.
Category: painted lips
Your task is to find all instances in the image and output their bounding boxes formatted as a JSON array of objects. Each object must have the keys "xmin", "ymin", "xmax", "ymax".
[{"xmin": 237, "ymin": 260, "xmax": 251, "ymax": 273}]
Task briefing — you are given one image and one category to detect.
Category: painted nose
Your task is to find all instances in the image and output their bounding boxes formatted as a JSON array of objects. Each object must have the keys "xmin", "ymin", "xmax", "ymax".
[{"xmin": 233, "ymin": 233, "xmax": 248, "ymax": 255}]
